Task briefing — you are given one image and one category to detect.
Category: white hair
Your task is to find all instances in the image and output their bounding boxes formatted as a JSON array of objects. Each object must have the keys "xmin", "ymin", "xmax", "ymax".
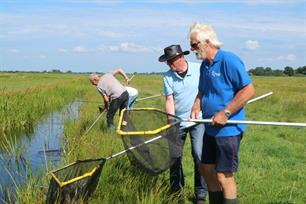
[
  {"xmin": 188, "ymin": 22, "xmax": 222, "ymax": 49},
  {"xmin": 89, "ymin": 73, "xmax": 99, "ymax": 82}
]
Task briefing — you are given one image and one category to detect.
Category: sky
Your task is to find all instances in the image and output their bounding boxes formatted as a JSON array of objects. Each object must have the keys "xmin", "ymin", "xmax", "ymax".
[{"xmin": 0, "ymin": 0, "xmax": 305, "ymax": 73}]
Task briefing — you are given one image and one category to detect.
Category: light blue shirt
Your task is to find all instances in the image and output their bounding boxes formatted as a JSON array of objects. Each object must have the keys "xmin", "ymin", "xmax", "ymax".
[
  {"xmin": 199, "ymin": 49, "xmax": 252, "ymax": 137},
  {"xmin": 163, "ymin": 61, "xmax": 202, "ymax": 127}
]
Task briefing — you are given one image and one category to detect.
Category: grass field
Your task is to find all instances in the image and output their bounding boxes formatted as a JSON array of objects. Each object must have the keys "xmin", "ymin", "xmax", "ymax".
[
  {"xmin": 2, "ymin": 74, "xmax": 305, "ymax": 203},
  {"xmin": 0, "ymin": 73, "xmax": 88, "ymax": 135}
]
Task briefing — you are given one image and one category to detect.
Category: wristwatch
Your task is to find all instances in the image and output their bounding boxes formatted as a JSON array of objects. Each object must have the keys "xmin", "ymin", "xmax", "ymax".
[{"xmin": 223, "ymin": 109, "xmax": 232, "ymax": 117}]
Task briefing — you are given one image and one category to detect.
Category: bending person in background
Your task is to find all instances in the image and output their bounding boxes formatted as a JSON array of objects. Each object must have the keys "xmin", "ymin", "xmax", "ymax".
[
  {"xmin": 158, "ymin": 44, "xmax": 207, "ymax": 204},
  {"xmin": 89, "ymin": 68, "xmax": 137, "ymax": 130},
  {"xmin": 125, "ymin": 86, "xmax": 138, "ymax": 109},
  {"xmin": 189, "ymin": 23, "xmax": 255, "ymax": 204}
]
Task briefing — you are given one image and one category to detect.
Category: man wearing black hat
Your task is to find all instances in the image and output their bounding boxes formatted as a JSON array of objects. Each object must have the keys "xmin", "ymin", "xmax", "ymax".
[{"xmin": 159, "ymin": 44, "xmax": 207, "ymax": 203}]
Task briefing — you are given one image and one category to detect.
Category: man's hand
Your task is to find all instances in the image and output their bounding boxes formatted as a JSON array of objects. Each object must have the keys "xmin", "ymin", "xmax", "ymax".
[
  {"xmin": 125, "ymin": 78, "xmax": 131, "ymax": 85},
  {"xmin": 212, "ymin": 110, "xmax": 228, "ymax": 126},
  {"xmin": 190, "ymin": 104, "xmax": 201, "ymax": 119},
  {"xmin": 167, "ymin": 117, "xmax": 176, "ymax": 124},
  {"xmin": 98, "ymin": 105, "xmax": 107, "ymax": 113},
  {"xmin": 190, "ymin": 92, "xmax": 202, "ymax": 120}
]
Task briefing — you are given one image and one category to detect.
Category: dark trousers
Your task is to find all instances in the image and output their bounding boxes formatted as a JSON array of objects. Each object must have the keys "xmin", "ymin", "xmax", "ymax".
[
  {"xmin": 107, "ymin": 91, "xmax": 129, "ymax": 127},
  {"xmin": 170, "ymin": 124, "xmax": 207, "ymax": 199}
]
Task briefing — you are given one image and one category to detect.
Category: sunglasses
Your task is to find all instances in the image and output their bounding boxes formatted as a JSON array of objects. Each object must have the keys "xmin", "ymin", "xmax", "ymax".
[{"xmin": 190, "ymin": 41, "xmax": 201, "ymax": 49}]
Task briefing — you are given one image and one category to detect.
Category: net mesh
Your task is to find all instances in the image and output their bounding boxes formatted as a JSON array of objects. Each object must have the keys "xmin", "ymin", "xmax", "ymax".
[
  {"xmin": 117, "ymin": 108, "xmax": 184, "ymax": 175},
  {"xmin": 46, "ymin": 158, "xmax": 106, "ymax": 204},
  {"xmin": 46, "ymin": 108, "xmax": 184, "ymax": 203}
]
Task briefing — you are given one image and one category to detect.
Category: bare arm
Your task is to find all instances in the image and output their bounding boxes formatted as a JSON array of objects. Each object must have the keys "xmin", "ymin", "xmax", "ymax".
[
  {"xmin": 212, "ymin": 83, "xmax": 255, "ymax": 125},
  {"xmin": 103, "ymin": 94, "xmax": 110, "ymax": 110},
  {"xmin": 165, "ymin": 94, "xmax": 175, "ymax": 115},
  {"xmin": 111, "ymin": 68, "xmax": 130, "ymax": 84},
  {"xmin": 165, "ymin": 94, "xmax": 176, "ymax": 123},
  {"xmin": 190, "ymin": 91, "xmax": 203, "ymax": 119}
]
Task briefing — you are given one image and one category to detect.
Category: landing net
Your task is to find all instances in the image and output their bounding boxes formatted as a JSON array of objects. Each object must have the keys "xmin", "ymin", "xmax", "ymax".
[{"xmin": 117, "ymin": 108, "xmax": 184, "ymax": 174}]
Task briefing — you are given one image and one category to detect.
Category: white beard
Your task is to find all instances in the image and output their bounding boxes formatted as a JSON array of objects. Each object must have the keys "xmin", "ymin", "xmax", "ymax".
[{"xmin": 194, "ymin": 48, "xmax": 207, "ymax": 60}]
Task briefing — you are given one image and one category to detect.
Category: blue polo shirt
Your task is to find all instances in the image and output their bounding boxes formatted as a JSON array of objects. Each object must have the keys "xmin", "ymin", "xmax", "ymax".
[
  {"xmin": 199, "ymin": 49, "xmax": 252, "ymax": 137},
  {"xmin": 163, "ymin": 62, "xmax": 202, "ymax": 127}
]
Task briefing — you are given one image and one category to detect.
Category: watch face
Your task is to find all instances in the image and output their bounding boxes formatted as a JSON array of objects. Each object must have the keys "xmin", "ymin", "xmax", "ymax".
[{"xmin": 224, "ymin": 110, "xmax": 231, "ymax": 117}]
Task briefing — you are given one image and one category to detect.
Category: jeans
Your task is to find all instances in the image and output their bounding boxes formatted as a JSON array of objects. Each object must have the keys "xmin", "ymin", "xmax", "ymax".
[
  {"xmin": 170, "ymin": 123, "xmax": 207, "ymax": 199},
  {"xmin": 127, "ymin": 93, "xmax": 138, "ymax": 109},
  {"xmin": 107, "ymin": 91, "xmax": 128, "ymax": 127}
]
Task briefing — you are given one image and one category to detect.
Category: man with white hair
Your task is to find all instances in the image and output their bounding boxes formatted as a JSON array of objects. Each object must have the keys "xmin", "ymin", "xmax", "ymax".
[
  {"xmin": 189, "ymin": 23, "xmax": 255, "ymax": 204},
  {"xmin": 89, "ymin": 68, "xmax": 137, "ymax": 130}
]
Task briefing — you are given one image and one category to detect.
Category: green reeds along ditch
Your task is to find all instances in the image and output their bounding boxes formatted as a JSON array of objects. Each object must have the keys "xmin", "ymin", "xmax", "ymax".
[
  {"xmin": 4, "ymin": 74, "xmax": 306, "ymax": 203},
  {"xmin": 0, "ymin": 72, "xmax": 88, "ymax": 135},
  {"xmin": 0, "ymin": 72, "xmax": 90, "ymax": 202}
]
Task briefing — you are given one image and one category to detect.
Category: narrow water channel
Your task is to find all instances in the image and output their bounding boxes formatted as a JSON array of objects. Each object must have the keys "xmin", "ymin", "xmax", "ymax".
[{"xmin": 0, "ymin": 100, "xmax": 80, "ymax": 202}]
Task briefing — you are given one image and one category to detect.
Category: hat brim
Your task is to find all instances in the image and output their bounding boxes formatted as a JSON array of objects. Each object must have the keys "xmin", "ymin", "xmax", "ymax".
[{"xmin": 158, "ymin": 50, "xmax": 190, "ymax": 62}]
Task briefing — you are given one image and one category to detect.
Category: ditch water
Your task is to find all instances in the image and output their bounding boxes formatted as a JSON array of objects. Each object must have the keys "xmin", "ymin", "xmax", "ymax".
[{"xmin": 0, "ymin": 100, "xmax": 81, "ymax": 202}]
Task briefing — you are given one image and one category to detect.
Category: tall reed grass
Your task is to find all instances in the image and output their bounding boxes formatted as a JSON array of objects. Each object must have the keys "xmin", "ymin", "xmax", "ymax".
[{"xmin": 0, "ymin": 73, "xmax": 88, "ymax": 137}]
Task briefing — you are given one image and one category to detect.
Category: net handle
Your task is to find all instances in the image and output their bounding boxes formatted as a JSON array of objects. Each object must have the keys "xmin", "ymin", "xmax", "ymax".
[
  {"xmin": 83, "ymin": 110, "xmax": 106, "ymax": 136},
  {"xmin": 247, "ymin": 91, "xmax": 273, "ymax": 104},
  {"xmin": 180, "ymin": 92, "xmax": 273, "ymax": 130},
  {"xmin": 184, "ymin": 91, "xmax": 306, "ymax": 127},
  {"xmin": 135, "ymin": 94, "xmax": 161, "ymax": 102},
  {"xmin": 184, "ymin": 118, "xmax": 306, "ymax": 127},
  {"xmin": 105, "ymin": 135, "xmax": 163, "ymax": 160},
  {"xmin": 76, "ymin": 93, "xmax": 161, "ymax": 104}
]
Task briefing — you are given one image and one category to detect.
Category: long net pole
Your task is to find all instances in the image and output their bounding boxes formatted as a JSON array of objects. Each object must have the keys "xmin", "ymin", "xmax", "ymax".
[
  {"xmin": 247, "ymin": 92, "xmax": 273, "ymax": 104},
  {"xmin": 187, "ymin": 118, "xmax": 306, "ymax": 127}
]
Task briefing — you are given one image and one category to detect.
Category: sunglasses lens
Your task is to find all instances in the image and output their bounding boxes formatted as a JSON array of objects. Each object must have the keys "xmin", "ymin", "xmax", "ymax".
[{"xmin": 191, "ymin": 41, "xmax": 200, "ymax": 49}]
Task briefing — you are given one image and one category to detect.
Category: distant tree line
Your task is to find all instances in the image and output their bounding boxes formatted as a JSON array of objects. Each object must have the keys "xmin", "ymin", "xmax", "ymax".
[
  {"xmin": 248, "ymin": 66, "xmax": 306, "ymax": 77},
  {"xmin": 2, "ymin": 66, "xmax": 306, "ymax": 76}
]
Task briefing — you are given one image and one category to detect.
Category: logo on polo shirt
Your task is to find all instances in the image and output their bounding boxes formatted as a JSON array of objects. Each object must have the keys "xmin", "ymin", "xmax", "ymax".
[{"xmin": 211, "ymin": 70, "xmax": 221, "ymax": 77}]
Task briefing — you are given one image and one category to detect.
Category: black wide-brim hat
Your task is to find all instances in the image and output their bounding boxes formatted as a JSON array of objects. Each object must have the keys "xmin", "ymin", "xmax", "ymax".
[{"xmin": 158, "ymin": 44, "xmax": 190, "ymax": 62}]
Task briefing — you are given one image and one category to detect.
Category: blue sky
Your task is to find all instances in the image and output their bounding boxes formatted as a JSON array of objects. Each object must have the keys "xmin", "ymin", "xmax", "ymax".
[{"xmin": 1, "ymin": 0, "xmax": 305, "ymax": 73}]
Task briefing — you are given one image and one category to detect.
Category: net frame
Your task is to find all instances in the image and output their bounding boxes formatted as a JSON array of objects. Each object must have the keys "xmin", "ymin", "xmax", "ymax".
[
  {"xmin": 116, "ymin": 107, "xmax": 181, "ymax": 135},
  {"xmin": 47, "ymin": 109, "xmax": 181, "ymax": 203},
  {"xmin": 49, "ymin": 158, "xmax": 105, "ymax": 188},
  {"xmin": 116, "ymin": 108, "xmax": 185, "ymax": 175},
  {"xmin": 47, "ymin": 108, "xmax": 179, "ymax": 203},
  {"xmin": 47, "ymin": 158, "xmax": 106, "ymax": 204}
]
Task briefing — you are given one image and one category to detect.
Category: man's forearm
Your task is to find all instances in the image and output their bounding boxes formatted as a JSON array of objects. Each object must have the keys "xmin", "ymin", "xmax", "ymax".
[
  {"xmin": 193, "ymin": 92, "xmax": 203, "ymax": 110},
  {"xmin": 112, "ymin": 68, "xmax": 129, "ymax": 81},
  {"xmin": 165, "ymin": 96, "xmax": 175, "ymax": 115},
  {"xmin": 226, "ymin": 83, "xmax": 255, "ymax": 114}
]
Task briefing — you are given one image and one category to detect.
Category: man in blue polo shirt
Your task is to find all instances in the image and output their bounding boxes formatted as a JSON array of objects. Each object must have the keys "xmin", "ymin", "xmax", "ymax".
[
  {"xmin": 188, "ymin": 23, "xmax": 255, "ymax": 204},
  {"xmin": 159, "ymin": 44, "xmax": 207, "ymax": 204}
]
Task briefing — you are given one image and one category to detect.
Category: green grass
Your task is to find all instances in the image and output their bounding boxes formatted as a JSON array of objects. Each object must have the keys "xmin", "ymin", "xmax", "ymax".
[
  {"xmin": 4, "ymin": 75, "xmax": 306, "ymax": 203},
  {"xmin": 0, "ymin": 73, "xmax": 88, "ymax": 136}
]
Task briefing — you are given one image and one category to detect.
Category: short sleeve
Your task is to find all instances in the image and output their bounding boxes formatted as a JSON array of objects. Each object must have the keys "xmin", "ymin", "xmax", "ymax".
[
  {"xmin": 198, "ymin": 63, "xmax": 205, "ymax": 93},
  {"xmin": 226, "ymin": 56, "xmax": 252, "ymax": 90},
  {"xmin": 163, "ymin": 74, "xmax": 173, "ymax": 96},
  {"xmin": 97, "ymin": 87, "xmax": 106, "ymax": 96}
]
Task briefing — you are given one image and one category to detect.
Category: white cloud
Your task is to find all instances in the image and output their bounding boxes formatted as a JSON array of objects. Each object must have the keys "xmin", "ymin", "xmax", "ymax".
[
  {"xmin": 286, "ymin": 54, "xmax": 296, "ymax": 61},
  {"xmin": 39, "ymin": 55, "xmax": 47, "ymax": 59},
  {"xmin": 8, "ymin": 49, "xmax": 19, "ymax": 53},
  {"xmin": 108, "ymin": 45, "xmax": 119, "ymax": 52},
  {"xmin": 70, "ymin": 43, "xmax": 159, "ymax": 53},
  {"xmin": 277, "ymin": 53, "xmax": 296, "ymax": 61},
  {"xmin": 245, "ymin": 40, "xmax": 259, "ymax": 50},
  {"xmin": 7, "ymin": 27, "xmax": 40, "ymax": 35},
  {"xmin": 72, "ymin": 46, "xmax": 91, "ymax": 53},
  {"xmin": 98, "ymin": 31, "xmax": 124, "ymax": 38},
  {"xmin": 118, "ymin": 42, "xmax": 151, "ymax": 53},
  {"xmin": 58, "ymin": 48, "xmax": 68, "ymax": 53}
]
